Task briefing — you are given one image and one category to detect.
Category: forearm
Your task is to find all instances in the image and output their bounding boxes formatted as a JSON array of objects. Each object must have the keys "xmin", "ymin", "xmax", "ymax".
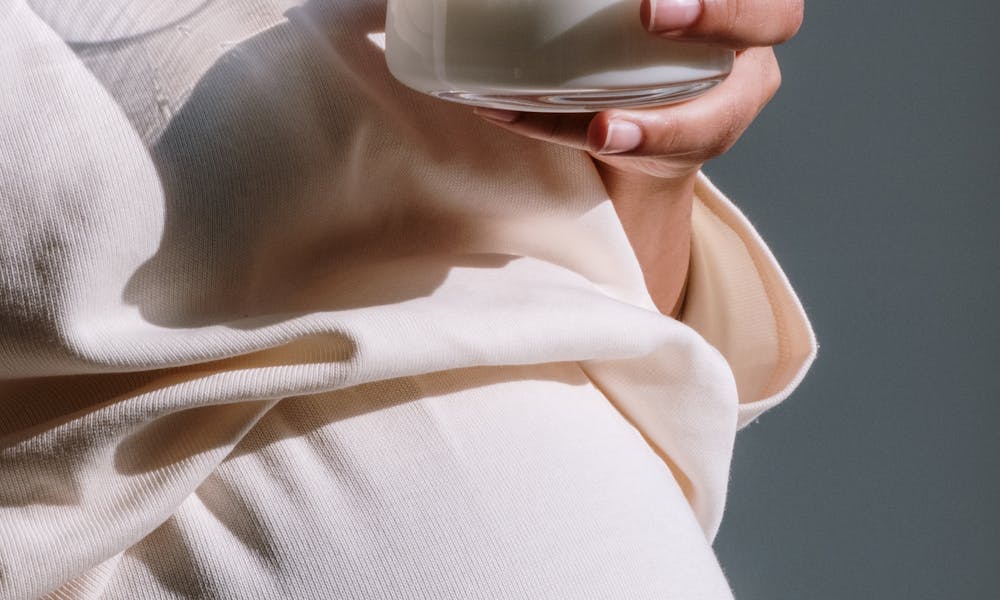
[{"xmin": 593, "ymin": 159, "xmax": 695, "ymax": 318}]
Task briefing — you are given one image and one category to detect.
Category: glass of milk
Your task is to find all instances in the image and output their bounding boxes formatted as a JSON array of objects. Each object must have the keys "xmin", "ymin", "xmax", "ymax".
[{"xmin": 384, "ymin": 0, "xmax": 734, "ymax": 112}]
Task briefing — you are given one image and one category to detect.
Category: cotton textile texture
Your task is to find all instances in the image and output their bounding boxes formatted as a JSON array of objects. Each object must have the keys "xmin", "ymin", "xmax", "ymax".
[{"xmin": 0, "ymin": 1, "xmax": 817, "ymax": 598}]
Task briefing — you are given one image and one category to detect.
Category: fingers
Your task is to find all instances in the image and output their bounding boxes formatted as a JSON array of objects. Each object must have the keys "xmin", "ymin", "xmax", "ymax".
[
  {"xmin": 590, "ymin": 47, "xmax": 781, "ymax": 161},
  {"xmin": 640, "ymin": 0, "xmax": 804, "ymax": 47},
  {"xmin": 474, "ymin": 46, "xmax": 781, "ymax": 166}
]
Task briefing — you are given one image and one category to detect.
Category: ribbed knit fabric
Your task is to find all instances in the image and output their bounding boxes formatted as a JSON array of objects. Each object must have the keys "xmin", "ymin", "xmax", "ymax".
[{"xmin": 0, "ymin": 1, "xmax": 817, "ymax": 598}]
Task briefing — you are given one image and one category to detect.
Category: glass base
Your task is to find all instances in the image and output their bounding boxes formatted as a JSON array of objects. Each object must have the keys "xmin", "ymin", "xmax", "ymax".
[{"xmin": 432, "ymin": 76, "xmax": 726, "ymax": 113}]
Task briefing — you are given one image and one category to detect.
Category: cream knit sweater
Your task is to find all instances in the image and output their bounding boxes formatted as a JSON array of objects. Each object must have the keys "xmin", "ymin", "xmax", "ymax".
[{"xmin": 0, "ymin": 1, "xmax": 817, "ymax": 598}]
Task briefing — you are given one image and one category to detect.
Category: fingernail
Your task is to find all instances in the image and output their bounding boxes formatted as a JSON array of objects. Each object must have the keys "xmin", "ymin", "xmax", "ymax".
[
  {"xmin": 647, "ymin": 0, "xmax": 702, "ymax": 32},
  {"xmin": 598, "ymin": 120, "xmax": 642, "ymax": 154},
  {"xmin": 473, "ymin": 107, "xmax": 520, "ymax": 123}
]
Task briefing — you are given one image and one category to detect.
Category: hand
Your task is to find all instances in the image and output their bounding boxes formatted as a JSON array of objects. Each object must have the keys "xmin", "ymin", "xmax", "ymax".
[
  {"xmin": 473, "ymin": 0, "xmax": 803, "ymax": 182},
  {"xmin": 473, "ymin": 0, "xmax": 803, "ymax": 317}
]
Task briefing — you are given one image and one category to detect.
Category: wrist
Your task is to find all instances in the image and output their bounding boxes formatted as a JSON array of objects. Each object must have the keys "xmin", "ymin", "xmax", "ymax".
[{"xmin": 593, "ymin": 160, "xmax": 696, "ymax": 318}]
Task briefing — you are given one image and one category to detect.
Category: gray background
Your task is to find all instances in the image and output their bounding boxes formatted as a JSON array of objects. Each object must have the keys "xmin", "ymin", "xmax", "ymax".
[{"xmin": 708, "ymin": 1, "xmax": 1000, "ymax": 598}]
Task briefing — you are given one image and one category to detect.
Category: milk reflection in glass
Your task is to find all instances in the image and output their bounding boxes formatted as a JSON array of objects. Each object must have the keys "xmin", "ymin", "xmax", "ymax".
[{"xmin": 385, "ymin": 0, "xmax": 734, "ymax": 111}]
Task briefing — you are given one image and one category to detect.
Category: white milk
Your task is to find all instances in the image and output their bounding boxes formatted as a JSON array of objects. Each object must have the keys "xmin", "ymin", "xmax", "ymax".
[{"xmin": 385, "ymin": 0, "xmax": 733, "ymax": 111}]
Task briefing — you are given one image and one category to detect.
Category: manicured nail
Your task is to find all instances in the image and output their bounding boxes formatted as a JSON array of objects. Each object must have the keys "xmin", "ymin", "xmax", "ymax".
[
  {"xmin": 598, "ymin": 120, "xmax": 642, "ymax": 154},
  {"xmin": 473, "ymin": 107, "xmax": 520, "ymax": 123},
  {"xmin": 647, "ymin": 0, "xmax": 702, "ymax": 32}
]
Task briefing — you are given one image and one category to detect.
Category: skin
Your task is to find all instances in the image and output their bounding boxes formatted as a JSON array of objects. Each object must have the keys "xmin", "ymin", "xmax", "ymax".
[{"xmin": 473, "ymin": 0, "xmax": 804, "ymax": 318}]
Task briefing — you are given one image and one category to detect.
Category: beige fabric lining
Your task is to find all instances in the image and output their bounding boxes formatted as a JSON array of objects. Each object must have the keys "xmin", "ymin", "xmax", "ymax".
[{"xmin": 688, "ymin": 172, "xmax": 818, "ymax": 428}]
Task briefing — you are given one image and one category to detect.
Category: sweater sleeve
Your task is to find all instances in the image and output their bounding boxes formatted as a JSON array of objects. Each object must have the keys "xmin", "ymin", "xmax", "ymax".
[
  {"xmin": 1, "ymin": 1, "xmax": 816, "ymax": 596},
  {"xmin": 681, "ymin": 172, "xmax": 819, "ymax": 429}
]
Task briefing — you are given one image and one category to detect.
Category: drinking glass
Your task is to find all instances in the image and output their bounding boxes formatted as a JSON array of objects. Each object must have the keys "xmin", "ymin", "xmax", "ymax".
[{"xmin": 384, "ymin": 0, "xmax": 734, "ymax": 112}]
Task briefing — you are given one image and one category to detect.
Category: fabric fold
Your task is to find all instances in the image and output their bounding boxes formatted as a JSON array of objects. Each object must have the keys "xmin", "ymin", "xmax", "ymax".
[
  {"xmin": 683, "ymin": 173, "xmax": 818, "ymax": 428},
  {"xmin": 2, "ymin": 1, "xmax": 815, "ymax": 597}
]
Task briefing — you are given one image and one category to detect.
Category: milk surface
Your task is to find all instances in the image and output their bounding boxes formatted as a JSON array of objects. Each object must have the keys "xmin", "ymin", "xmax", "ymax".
[{"xmin": 385, "ymin": 0, "xmax": 732, "ymax": 94}]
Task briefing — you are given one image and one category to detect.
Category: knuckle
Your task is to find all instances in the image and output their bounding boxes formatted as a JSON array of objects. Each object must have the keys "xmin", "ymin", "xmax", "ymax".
[
  {"xmin": 723, "ymin": 0, "xmax": 744, "ymax": 39},
  {"xmin": 704, "ymin": 0, "xmax": 742, "ymax": 39},
  {"xmin": 707, "ymin": 0, "xmax": 803, "ymax": 45},
  {"xmin": 778, "ymin": 0, "xmax": 805, "ymax": 42},
  {"xmin": 647, "ymin": 117, "xmax": 684, "ymax": 156},
  {"xmin": 705, "ymin": 98, "xmax": 745, "ymax": 158}
]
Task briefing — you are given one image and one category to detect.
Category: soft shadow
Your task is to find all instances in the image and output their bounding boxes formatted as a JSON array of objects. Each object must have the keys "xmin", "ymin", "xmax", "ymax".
[
  {"xmin": 0, "ymin": 333, "xmax": 357, "ymax": 506},
  {"xmin": 35, "ymin": 0, "xmax": 216, "ymax": 48},
  {"xmin": 126, "ymin": 363, "xmax": 589, "ymax": 591},
  {"xmin": 111, "ymin": 332, "xmax": 358, "ymax": 475},
  {"xmin": 226, "ymin": 362, "xmax": 591, "ymax": 462},
  {"xmin": 123, "ymin": 517, "xmax": 221, "ymax": 598},
  {"xmin": 122, "ymin": 0, "xmax": 509, "ymax": 329},
  {"xmin": 0, "ymin": 372, "xmax": 177, "ymax": 507}
]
